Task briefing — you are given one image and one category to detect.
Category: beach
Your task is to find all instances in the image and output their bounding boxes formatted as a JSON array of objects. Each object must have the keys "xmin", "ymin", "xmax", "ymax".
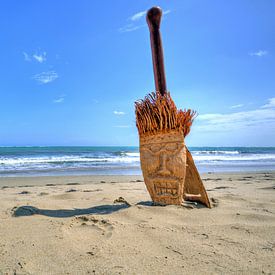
[
  {"xmin": 1, "ymin": 0, "xmax": 274, "ymax": 274},
  {"xmin": 0, "ymin": 172, "xmax": 274, "ymax": 274}
]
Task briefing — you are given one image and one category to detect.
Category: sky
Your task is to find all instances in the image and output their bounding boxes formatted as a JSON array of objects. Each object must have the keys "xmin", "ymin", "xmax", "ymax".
[{"xmin": 0, "ymin": 0, "xmax": 274, "ymax": 147}]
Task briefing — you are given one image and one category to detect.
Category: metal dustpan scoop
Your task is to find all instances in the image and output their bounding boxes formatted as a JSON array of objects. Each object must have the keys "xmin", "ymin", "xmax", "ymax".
[{"xmin": 135, "ymin": 7, "xmax": 211, "ymax": 208}]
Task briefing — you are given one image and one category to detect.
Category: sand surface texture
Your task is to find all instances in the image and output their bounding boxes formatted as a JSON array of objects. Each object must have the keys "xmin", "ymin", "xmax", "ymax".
[{"xmin": 0, "ymin": 172, "xmax": 275, "ymax": 274}]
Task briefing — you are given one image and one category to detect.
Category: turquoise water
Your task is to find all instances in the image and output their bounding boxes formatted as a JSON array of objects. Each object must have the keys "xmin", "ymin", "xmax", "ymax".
[{"xmin": 0, "ymin": 146, "xmax": 275, "ymax": 177}]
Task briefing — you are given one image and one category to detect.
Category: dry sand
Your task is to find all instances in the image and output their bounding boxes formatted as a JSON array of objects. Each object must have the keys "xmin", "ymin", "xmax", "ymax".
[{"xmin": 0, "ymin": 172, "xmax": 274, "ymax": 274}]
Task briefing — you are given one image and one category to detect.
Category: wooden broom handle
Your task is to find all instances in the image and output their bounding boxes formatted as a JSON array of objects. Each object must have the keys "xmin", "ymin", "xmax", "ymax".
[{"xmin": 146, "ymin": 7, "xmax": 167, "ymax": 96}]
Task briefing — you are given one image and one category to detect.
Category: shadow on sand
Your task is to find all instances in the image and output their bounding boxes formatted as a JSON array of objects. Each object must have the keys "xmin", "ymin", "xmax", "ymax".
[
  {"xmin": 137, "ymin": 200, "xmax": 207, "ymax": 208},
  {"xmin": 13, "ymin": 199, "xmax": 210, "ymax": 218},
  {"xmin": 13, "ymin": 204, "xmax": 130, "ymax": 218}
]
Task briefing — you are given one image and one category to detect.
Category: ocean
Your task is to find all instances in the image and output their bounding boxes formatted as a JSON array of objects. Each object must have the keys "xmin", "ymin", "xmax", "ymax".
[{"xmin": 0, "ymin": 146, "xmax": 274, "ymax": 177}]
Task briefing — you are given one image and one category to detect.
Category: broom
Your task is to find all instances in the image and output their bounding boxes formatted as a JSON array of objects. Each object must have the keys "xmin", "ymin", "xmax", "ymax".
[{"xmin": 135, "ymin": 6, "xmax": 211, "ymax": 208}]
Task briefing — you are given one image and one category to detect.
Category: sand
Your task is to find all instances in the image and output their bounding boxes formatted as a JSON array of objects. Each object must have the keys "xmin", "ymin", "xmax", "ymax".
[{"xmin": 0, "ymin": 172, "xmax": 274, "ymax": 274}]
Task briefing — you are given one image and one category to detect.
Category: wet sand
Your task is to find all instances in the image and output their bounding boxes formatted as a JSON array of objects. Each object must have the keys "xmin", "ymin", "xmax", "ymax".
[{"xmin": 0, "ymin": 172, "xmax": 274, "ymax": 274}]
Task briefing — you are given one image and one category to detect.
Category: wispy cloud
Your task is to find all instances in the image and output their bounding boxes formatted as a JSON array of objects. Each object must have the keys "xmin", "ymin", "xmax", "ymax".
[
  {"xmin": 53, "ymin": 98, "xmax": 64, "ymax": 103},
  {"xmin": 118, "ymin": 24, "xmax": 145, "ymax": 33},
  {"xmin": 113, "ymin": 125, "xmax": 132, "ymax": 128},
  {"xmin": 230, "ymin": 104, "xmax": 243, "ymax": 109},
  {"xmin": 129, "ymin": 9, "xmax": 171, "ymax": 21},
  {"xmin": 33, "ymin": 71, "xmax": 58, "ymax": 84},
  {"xmin": 261, "ymin": 97, "xmax": 275, "ymax": 108},
  {"xmin": 130, "ymin": 10, "xmax": 147, "ymax": 21},
  {"xmin": 114, "ymin": 111, "xmax": 125, "ymax": 115},
  {"xmin": 249, "ymin": 50, "xmax": 268, "ymax": 57},
  {"xmin": 119, "ymin": 9, "xmax": 171, "ymax": 33},
  {"xmin": 23, "ymin": 52, "xmax": 31, "ymax": 62},
  {"xmin": 23, "ymin": 50, "xmax": 47, "ymax": 63},
  {"xmin": 53, "ymin": 94, "xmax": 66, "ymax": 103},
  {"xmin": 163, "ymin": 10, "xmax": 171, "ymax": 15},
  {"xmin": 33, "ymin": 52, "xmax": 47, "ymax": 63},
  {"xmin": 195, "ymin": 98, "xmax": 275, "ymax": 132}
]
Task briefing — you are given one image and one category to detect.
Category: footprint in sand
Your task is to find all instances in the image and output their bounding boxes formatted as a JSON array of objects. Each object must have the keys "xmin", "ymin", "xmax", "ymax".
[
  {"xmin": 66, "ymin": 182, "xmax": 80, "ymax": 185},
  {"xmin": 210, "ymin": 197, "xmax": 219, "ymax": 207},
  {"xmin": 68, "ymin": 215, "xmax": 114, "ymax": 239}
]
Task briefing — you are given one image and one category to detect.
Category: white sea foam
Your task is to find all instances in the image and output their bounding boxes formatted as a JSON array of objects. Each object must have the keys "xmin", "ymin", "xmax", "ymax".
[
  {"xmin": 0, "ymin": 155, "xmax": 140, "ymax": 166},
  {"xmin": 1, "ymin": 153, "xmax": 274, "ymax": 167},
  {"xmin": 1, "ymin": 147, "xmax": 275, "ymax": 176},
  {"xmin": 192, "ymin": 150, "xmax": 240, "ymax": 155},
  {"xmin": 193, "ymin": 154, "xmax": 275, "ymax": 162},
  {"xmin": 124, "ymin": 152, "xmax": 140, "ymax": 157}
]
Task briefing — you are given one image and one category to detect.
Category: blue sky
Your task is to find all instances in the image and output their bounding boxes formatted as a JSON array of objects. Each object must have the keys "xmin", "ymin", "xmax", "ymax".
[{"xmin": 0, "ymin": 0, "xmax": 274, "ymax": 146}]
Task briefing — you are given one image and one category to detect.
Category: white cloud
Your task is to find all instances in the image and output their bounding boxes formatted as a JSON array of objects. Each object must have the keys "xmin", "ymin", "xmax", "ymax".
[
  {"xmin": 130, "ymin": 9, "xmax": 171, "ymax": 21},
  {"xmin": 53, "ymin": 97, "xmax": 64, "ymax": 103},
  {"xmin": 261, "ymin": 97, "xmax": 275, "ymax": 109},
  {"xmin": 195, "ymin": 98, "xmax": 275, "ymax": 132},
  {"xmin": 163, "ymin": 9, "xmax": 171, "ymax": 15},
  {"xmin": 114, "ymin": 111, "xmax": 125, "ymax": 115},
  {"xmin": 130, "ymin": 10, "xmax": 147, "ymax": 21},
  {"xmin": 53, "ymin": 94, "xmax": 66, "ymax": 103},
  {"xmin": 23, "ymin": 50, "xmax": 47, "ymax": 62},
  {"xmin": 249, "ymin": 50, "xmax": 268, "ymax": 57},
  {"xmin": 33, "ymin": 71, "xmax": 58, "ymax": 84},
  {"xmin": 113, "ymin": 125, "xmax": 132, "ymax": 128},
  {"xmin": 119, "ymin": 9, "xmax": 171, "ymax": 33},
  {"xmin": 33, "ymin": 52, "xmax": 47, "ymax": 63},
  {"xmin": 230, "ymin": 104, "xmax": 243, "ymax": 109},
  {"xmin": 23, "ymin": 52, "xmax": 31, "ymax": 62},
  {"xmin": 118, "ymin": 24, "xmax": 145, "ymax": 33}
]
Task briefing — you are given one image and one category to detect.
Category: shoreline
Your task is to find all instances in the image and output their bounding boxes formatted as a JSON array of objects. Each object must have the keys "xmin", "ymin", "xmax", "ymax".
[
  {"xmin": 1, "ymin": 146, "xmax": 275, "ymax": 180},
  {"xmin": 0, "ymin": 170, "xmax": 273, "ymax": 188}
]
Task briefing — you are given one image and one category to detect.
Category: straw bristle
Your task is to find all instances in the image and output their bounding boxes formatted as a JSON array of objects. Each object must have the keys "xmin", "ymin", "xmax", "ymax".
[{"xmin": 135, "ymin": 91, "xmax": 196, "ymax": 137}]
